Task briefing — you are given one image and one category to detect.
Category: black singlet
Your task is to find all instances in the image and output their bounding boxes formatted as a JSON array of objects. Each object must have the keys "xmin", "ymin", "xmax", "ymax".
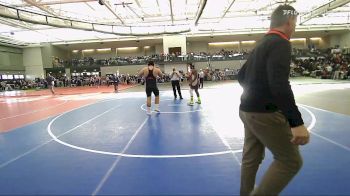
[{"xmin": 146, "ymin": 69, "xmax": 157, "ymax": 88}]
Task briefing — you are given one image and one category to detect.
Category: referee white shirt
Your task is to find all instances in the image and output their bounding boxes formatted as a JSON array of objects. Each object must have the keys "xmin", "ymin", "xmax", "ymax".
[
  {"xmin": 199, "ymin": 71, "xmax": 205, "ymax": 78},
  {"xmin": 171, "ymin": 71, "xmax": 181, "ymax": 81}
]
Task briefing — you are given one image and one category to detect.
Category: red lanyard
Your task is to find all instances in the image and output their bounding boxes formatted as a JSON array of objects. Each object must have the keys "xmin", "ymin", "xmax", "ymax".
[{"xmin": 266, "ymin": 29, "xmax": 290, "ymax": 41}]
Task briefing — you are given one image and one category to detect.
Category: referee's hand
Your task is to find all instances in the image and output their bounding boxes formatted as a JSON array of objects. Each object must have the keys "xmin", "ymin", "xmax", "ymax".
[{"xmin": 291, "ymin": 125, "xmax": 310, "ymax": 145}]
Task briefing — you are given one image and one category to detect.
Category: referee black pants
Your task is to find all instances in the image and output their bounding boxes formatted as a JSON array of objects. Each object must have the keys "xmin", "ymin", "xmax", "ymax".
[
  {"xmin": 171, "ymin": 80, "xmax": 182, "ymax": 98},
  {"xmin": 199, "ymin": 78, "xmax": 204, "ymax": 88}
]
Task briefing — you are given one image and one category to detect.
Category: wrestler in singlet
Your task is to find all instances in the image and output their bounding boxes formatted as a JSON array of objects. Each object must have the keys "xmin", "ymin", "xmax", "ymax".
[
  {"xmin": 138, "ymin": 61, "xmax": 163, "ymax": 115},
  {"xmin": 145, "ymin": 68, "xmax": 159, "ymax": 97}
]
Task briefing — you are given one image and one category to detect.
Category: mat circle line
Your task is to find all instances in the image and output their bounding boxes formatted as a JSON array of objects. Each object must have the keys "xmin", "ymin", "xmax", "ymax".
[
  {"xmin": 140, "ymin": 99, "xmax": 203, "ymax": 114},
  {"xmin": 47, "ymin": 100, "xmax": 315, "ymax": 158}
]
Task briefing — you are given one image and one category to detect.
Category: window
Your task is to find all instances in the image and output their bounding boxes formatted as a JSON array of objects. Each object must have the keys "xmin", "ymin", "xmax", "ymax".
[
  {"xmin": 2, "ymin": 75, "xmax": 8, "ymax": 79},
  {"xmin": 7, "ymin": 75, "xmax": 14, "ymax": 79},
  {"xmin": 14, "ymin": 75, "xmax": 20, "ymax": 79},
  {"xmin": 19, "ymin": 75, "xmax": 24, "ymax": 79},
  {"xmin": 169, "ymin": 47, "xmax": 181, "ymax": 55}
]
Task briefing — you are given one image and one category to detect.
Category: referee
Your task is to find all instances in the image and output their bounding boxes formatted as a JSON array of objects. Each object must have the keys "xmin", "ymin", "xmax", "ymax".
[
  {"xmin": 238, "ymin": 5, "xmax": 310, "ymax": 195},
  {"xmin": 170, "ymin": 67, "xmax": 183, "ymax": 100}
]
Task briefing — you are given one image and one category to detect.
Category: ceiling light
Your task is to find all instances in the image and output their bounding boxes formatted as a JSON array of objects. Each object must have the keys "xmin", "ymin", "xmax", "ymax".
[
  {"xmin": 310, "ymin": 37, "xmax": 322, "ymax": 41},
  {"xmin": 97, "ymin": 48, "xmax": 111, "ymax": 52},
  {"xmin": 82, "ymin": 49, "xmax": 95, "ymax": 52},
  {"xmin": 208, "ymin": 41, "xmax": 240, "ymax": 46},
  {"xmin": 117, "ymin": 47, "xmax": 138, "ymax": 50},
  {"xmin": 290, "ymin": 38, "xmax": 306, "ymax": 42},
  {"xmin": 241, "ymin": 40, "xmax": 256, "ymax": 44}
]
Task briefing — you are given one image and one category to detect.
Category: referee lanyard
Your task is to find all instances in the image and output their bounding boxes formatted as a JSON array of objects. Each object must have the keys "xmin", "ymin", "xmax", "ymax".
[{"xmin": 266, "ymin": 29, "xmax": 290, "ymax": 41}]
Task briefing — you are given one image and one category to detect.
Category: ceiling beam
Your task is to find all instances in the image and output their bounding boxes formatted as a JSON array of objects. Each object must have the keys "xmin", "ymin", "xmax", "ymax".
[
  {"xmin": 14, "ymin": 0, "xmax": 96, "ymax": 7},
  {"xmin": 156, "ymin": 0, "xmax": 161, "ymax": 13},
  {"xmin": 126, "ymin": 5, "xmax": 144, "ymax": 21},
  {"xmin": 169, "ymin": 0, "xmax": 174, "ymax": 24},
  {"xmin": 99, "ymin": 0, "xmax": 126, "ymax": 25},
  {"xmin": 221, "ymin": 0, "xmax": 236, "ymax": 19},
  {"xmin": 134, "ymin": 0, "xmax": 148, "ymax": 17},
  {"xmin": 0, "ymin": 17, "xmax": 63, "ymax": 43},
  {"xmin": 194, "ymin": 0, "xmax": 207, "ymax": 25},
  {"xmin": 23, "ymin": 0, "xmax": 60, "ymax": 17},
  {"xmin": 0, "ymin": 5, "xmax": 190, "ymax": 36},
  {"xmin": 301, "ymin": 0, "xmax": 350, "ymax": 24},
  {"xmin": 185, "ymin": 0, "xmax": 188, "ymax": 20},
  {"xmin": 85, "ymin": 2, "xmax": 95, "ymax": 11},
  {"xmin": 0, "ymin": 18, "xmax": 34, "ymax": 30}
]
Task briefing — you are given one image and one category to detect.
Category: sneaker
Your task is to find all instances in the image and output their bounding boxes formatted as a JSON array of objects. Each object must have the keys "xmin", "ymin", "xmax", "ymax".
[
  {"xmin": 188, "ymin": 101, "xmax": 194, "ymax": 106},
  {"xmin": 196, "ymin": 100, "xmax": 201, "ymax": 104},
  {"xmin": 180, "ymin": 97, "xmax": 183, "ymax": 100},
  {"xmin": 146, "ymin": 108, "xmax": 152, "ymax": 115},
  {"xmin": 154, "ymin": 109, "xmax": 160, "ymax": 113}
]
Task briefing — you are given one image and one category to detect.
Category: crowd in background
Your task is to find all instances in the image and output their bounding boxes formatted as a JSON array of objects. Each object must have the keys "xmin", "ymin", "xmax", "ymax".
[
  {"xmin": 0, "ymin": 68, "xmax": 237, "ymax": 92},
  {"xmin": 290, "ymin": 49, "xmax": 350, "ymax": 79},
  {"xmin": 0, "ymin": 80, "xmax": 37, "ymax": 91},
  {"xmin": 1, "ymin": 48, "xmax": 349, "ymax": 92},
  {"xmin": 53, "ymin": 49, "xmax": 250, "ymax": 68}
]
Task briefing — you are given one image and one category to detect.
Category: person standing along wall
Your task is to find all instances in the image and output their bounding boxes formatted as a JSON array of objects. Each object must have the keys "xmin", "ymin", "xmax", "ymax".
[
  {"xmin": 111, "ymin": 74, "xmax": 119, "ymax": 93},
  {"xmin": 199, "ymin": 69, "xmax": 204, "ymax": 89},
  {"xmin": 46, "ymin": 73, "xmax": 55, "ymax": 95}
]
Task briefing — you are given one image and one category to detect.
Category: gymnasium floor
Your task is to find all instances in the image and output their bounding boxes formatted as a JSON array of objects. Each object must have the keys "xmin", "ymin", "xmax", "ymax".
[{"xmin": 0, "ymin": 78, "xmax": 349, "ymax": 195}]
